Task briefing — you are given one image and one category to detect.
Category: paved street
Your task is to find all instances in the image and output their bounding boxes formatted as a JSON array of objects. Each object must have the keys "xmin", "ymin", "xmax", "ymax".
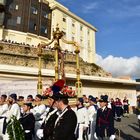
[{"xmin": 114, "ymin": 114, "xmax": 140, "ymax": 140}]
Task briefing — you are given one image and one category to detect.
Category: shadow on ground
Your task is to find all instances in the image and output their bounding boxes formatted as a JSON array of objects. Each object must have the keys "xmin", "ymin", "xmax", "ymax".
[
  {"xmin": 128, "ymin": 124, "xmax": 140, "ymax": 133},
  {"xmin": 115, "ymin": 130, "xmax": 140, "ymax": 140}
]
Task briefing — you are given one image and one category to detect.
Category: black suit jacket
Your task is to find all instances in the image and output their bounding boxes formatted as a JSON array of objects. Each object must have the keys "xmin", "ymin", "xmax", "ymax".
[
  {"xmin": 41, "ymin": 108, "xmax": 58, "ymax": 140},
  {"xmin": 19, "ymin": 113, "xmax": 35, "ymax": 140},
  {"xmin": 52, "ymin": 106, "xmax": 77, "ymax": 140},
  {"xmin": 95, "ymin": 107, "xmax": 115, "ymax": 137}
]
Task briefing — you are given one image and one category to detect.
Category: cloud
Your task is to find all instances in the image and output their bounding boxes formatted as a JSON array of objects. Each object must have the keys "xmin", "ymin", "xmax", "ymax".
[
  {"xmin": 82, "ymin": 2, "xmax": 98, "ymax": 13},
  {"xmin": 96, "ymin": 54, "xmax": 140, "ymax": 78},
  {"xmin": 79, "ymin": 0, "xmax": 140, "ymax": 19},
  {"xmin": 107, "ymin": 5, "xmax": 140, "ymax": 19}
]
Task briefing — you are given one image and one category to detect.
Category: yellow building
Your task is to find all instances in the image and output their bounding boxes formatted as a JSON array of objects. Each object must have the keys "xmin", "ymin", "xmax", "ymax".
[{"xmin": 49, "ymin": 0, "xmax": 97, "ymax": 63}]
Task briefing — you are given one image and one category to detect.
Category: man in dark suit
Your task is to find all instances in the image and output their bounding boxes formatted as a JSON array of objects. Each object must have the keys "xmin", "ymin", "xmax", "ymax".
[
  {"xmin": 95, "ymin": 95, "xmax": 115, "ymax": 140},
  {"xmin": 46, "ymin": 79, "xmax": 77, "ymax": 140},
  {"xmin": 53, "ymin": 96, "xmax": 77, "ymax": 140},
  {"xmin": 37, "ymin": 79, "xmax": 77, "ymax": 140},
  {"xmin": 19, "ymin": 102, "xmax": 35, "ymax": 140},
  {"xmin": 37, "ymin": 96, "xmax": 58, "ymax": 140},
  {"xmin": 36, "ymin": 80, "xmax": 64, "ymax": 140}
]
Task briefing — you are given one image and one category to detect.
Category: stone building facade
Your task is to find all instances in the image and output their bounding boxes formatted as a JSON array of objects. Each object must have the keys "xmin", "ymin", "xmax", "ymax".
[{"xmin": 0, "ymin": 0, "xmax": 97, "ymax": 63}]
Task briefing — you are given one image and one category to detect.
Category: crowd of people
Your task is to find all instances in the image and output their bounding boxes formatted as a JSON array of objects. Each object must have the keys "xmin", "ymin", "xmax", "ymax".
[
  {"xmin": 0, "ymin": 39, "xmax": 75, "ymax": 55},
  {"xmin": 0, "ymin": 79, "xmax": 132, "ymax": 140}
]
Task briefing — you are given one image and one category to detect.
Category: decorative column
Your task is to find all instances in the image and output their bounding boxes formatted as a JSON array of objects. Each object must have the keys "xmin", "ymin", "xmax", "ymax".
[
  {"xmin": 61, "ymin": 37, "xmax": 82, "ymax": 97},
  {"xmin": 75, "ymin": 45, "xmax": 82, "ymax": 97},
  {"xmin": 52, "ymin": 25, "xmax": 64, "ymax": 81}
]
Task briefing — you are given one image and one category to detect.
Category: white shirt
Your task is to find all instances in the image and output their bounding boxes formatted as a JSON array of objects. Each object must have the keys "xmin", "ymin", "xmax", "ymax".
[
  {"xmin": 97, "ymin": 102, "xmax": 100, "ymax": 108},
  {"xmin": 31, "ymin": 104, "xmax": 46, "ymax": 120},
  {"xmin": 108, "ymin": 102, "xmax": 112, "ymax": 109},
  {"xmin": 74, "ymin": 107, "xmax": 89, "ymax": 127},
  {"xmin": 7, "ymin": 103, "xmax": 21, "ymax": 120},
  {"xmin": 0, "ymin": 104, "xmax": 8, "ymax": 117},
  {"xmin": 88, "ymin": 105, "xmax": 97, "ymax": 122}
]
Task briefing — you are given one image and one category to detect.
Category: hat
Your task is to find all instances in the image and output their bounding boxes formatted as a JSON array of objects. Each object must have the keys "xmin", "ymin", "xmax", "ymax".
[
  {"xmin": 50, "ymin": 91, "xmax": 69, "ymax": 101},
  {"xmin": 88, "ymin": 95, "xmax": 96, "ymax": 103},
  {"xmin": 51, "ymin": 79, "xmax": 65, "ymax": 93},
  {"xmin": 9, "ymin": 93, "xmax": 17, "ymax": 101},
  {"xmin": 27, "ymin": 95, "xmax": 33, "ymax": 99},
  {"xmin": 24, "ymin": 102, "xmax": 33, "ymax": 108},
  {"xmin": 78, "ymin": 97, "xmax": 84, "ymax": 104},
  {"xmin": 88, "ymin": 95, "xmax": 93, "ymax": 99},
  {"xmin": 1, "ymin": 94, "xmax": 7, "ymax": 99},
  {"xmin": 99, "ymin": 95, "xmax": 108, "ymax": 102},
  {"xmin": 36, "ymin": 94, "xmax": 42, "ymax": 100},
  {"xmin": 18, "ymin": 96, "xmax": 24, "ymax": 99},
  {"xmin": 50, "ymin": 79, "xmax": 67, "ymax": 100}
]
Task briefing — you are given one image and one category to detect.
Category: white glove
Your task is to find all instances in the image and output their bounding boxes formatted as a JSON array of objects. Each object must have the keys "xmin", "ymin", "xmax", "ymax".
[
  {"xmin": 110, "ymin": 135, "xmax": 115, "ymax": 140},
  {"xmin": 36, "ymin": 129, "xmax": 43, "ymax": 139},
  {"xmin": 94, "ymin": 133, "xmax": 98, "ymax": 140},
  {"xmin": 138, "ymin": 115, "xmax": 140, "ymax": 120},
  {"xmin": 25, "ymin": 130, "xmax": 30, "ymax": 133}
]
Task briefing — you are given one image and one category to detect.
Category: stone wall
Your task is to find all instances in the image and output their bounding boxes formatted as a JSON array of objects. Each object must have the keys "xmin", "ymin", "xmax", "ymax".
[{"xmin": 0, "ymin": 42, "xmax": 109, "ymax": 77}]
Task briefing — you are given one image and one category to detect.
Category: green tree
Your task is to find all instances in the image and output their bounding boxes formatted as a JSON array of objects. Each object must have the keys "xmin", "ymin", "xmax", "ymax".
[{"xmin": 7, "ymin": 116, "xmax": 25, "ymax": 140}]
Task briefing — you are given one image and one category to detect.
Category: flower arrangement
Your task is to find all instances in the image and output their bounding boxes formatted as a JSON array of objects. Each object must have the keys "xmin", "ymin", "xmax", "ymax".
[{"xmin": 43, "ymin": 85, "xmax": 76, "ymax": 98}]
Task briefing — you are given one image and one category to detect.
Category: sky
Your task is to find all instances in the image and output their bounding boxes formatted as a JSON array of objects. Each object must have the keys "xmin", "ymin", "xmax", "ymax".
[{"xmin": 57, "ymin": 0, "xmax": 140, "ymax": 79}]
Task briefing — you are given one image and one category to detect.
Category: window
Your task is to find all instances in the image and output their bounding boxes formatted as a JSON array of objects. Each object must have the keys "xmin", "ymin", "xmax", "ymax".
[
  {"xmin": 29, "ymin": 21, "xmax": 36, "ymax": 31},
  {"xmin": 45, "ymin": 29, "xmax": 47, "ymax": 34},
  {"xmin": 72, "ymin": 23, "xmax": 75, "ymax": 27},
  {"xmin": 62, "ymin": 28, "xmax": 66, "ymax": 36},
  {"xmin": 80, "ymin": 25, "xmax": 83, "ymax": 31},
  {"xmin": 88, "ymin": 29, "xmax": 90, "ymax": 35},
  {"xmin": 7, "ymin": 18, "xmax": 17, "ymax": 26},
  {"xmin": 34, "ymin": 24, "xmax": 37, "ymax": 30},
  {"xmin": 88, "ymin": 40, "xmax": 90, "ymax": 47},
  {"xmin": 31, "ymin": 6, "xmax": 38, "ymax": 15},
  {"xmin": 41, "ymin": 25, "xmax": 47, "ymax": 34},
  {"xmin": 17, "ymin": 16, "xmax": 21, "ymax": 24},
  {"xmin": 72, "ymin": 36, "xmax": 75, "ymax": 41},
  {"xmin": 63, "ymin": 17, "xmax": 66, "ymax": 22},
  {"xmin": 9, "ymin": 4, "xmax": 19, "ymax": 11},
  {"xmin": 80, "ymin": 38, "xmax": 83, "ymax": 45},
  {"xmin": 72, "ymin": 20, "xmax": 75, "ymax": 27},
  {"xmin": 15, "ymin": 5, "xmax": 19, "ymax": 10},
  {"xmin": 63, "ymin": 14, "xmax": 67, "ymax": 22},
  {"xmin": 42, "ymin": 11, "xmax": 48, "ymax": 19}
]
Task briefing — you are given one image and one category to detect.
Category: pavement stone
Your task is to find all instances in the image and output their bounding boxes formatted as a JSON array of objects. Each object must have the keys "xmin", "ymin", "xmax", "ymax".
[{"xmin": 114, "ymin": 114, "xmax": 140, "ymax": 140}]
